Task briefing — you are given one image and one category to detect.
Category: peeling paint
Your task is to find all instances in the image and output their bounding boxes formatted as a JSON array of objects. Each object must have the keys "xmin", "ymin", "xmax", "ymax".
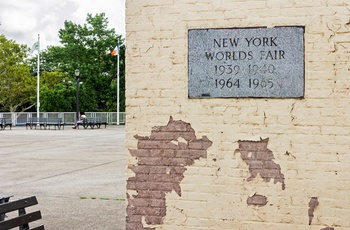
[
  {"xmin": 247, "ymin": 193, "xmax": 268, "ymax": 207},
  {"xmin": 308, "ymin": 197, "xmax": 319, "ymax": 225},
  {"xmin": 126, "ymin": 117, "xmax": 212, "ymax": 229},
  {"xmin": 235, "ymin": 138, "xmax": 286, "ymax": 190}
]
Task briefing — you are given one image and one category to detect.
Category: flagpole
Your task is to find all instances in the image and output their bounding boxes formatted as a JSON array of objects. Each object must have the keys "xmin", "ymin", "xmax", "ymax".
[
  {"xmin": 117, "ymin": 47, "xmax": 120, "ymax": 125},
  {"xmin": 37, "ymin": 34, "xmax": 40, "ymax": 118}
]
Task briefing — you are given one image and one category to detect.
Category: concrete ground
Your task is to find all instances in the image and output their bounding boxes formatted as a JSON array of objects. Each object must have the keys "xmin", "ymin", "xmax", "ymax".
[{"xmin": 0, "ymin": 125, "xmax": 126, "ymax": 230}]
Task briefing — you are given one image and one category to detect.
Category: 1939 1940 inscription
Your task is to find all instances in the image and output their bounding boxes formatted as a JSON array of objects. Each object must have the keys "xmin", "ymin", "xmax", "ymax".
[{"xmin": 188, "ymin": 26, "xmax": 305, "ymax": 98}]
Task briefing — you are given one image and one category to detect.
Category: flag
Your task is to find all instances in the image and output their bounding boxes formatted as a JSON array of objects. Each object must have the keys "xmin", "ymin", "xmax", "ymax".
[
  {"xmin": 111, "ymin": 43, "xmax": 120, "ymax": 56},
  {"xmin": 31, "ymin": 41, "xmax": 39, "ymax": 54}
]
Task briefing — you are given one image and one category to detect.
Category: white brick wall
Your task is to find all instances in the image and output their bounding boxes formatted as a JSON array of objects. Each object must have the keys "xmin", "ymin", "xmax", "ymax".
[{"xmin": 126, "ymin": 0, "xmax": 350, "ymax": 229}]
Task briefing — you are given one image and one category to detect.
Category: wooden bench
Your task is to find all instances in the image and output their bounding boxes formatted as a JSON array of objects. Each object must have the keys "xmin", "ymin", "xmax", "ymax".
[
  {"xmin": 0, "ymin": 118, "xmax": 13, "ymax": 130},
  {"xmin": 26, "ymin": 117, "xmax": 64, "ymax": 130},
  {"xmin": 0, "ymin": 196, "xmax": 44, "ymax": 230},
  {"xmin": 77, "ymin": 117, "xmax": 107, "ymax": 129}
]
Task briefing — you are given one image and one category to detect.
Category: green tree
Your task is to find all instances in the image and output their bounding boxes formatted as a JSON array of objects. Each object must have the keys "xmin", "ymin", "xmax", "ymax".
[
  {"xmin": 39, "ymin": 71, "xmax": 76, "ymax": 112},
  {"xmin": 36, "ymin": 13, "xmax": 125, "ymax": 113},
  {"xmin": 0, "ymin": 35, "xmax": 36, "ymax": 112}
]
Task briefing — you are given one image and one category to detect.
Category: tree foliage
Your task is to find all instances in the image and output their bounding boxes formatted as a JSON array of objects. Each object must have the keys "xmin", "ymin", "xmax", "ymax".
[
  {"xmin": 39, "ymin": 71, "xmax": 75, "ymax": 112},
  {"xmin": 40, "ymin": 12, "xmax": 125, "ymax": 112},
  {"xmin": 1, "ymin": 13, "xmax": 125, "ymax": 113},
  {"xmin": 0, "ymin": 35, "xmax": 36, "ymax": 112}
]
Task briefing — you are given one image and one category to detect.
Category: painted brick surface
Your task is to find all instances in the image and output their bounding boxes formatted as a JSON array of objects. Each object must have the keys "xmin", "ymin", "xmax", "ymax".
[
  {"xmin": 125, "ymin": 0, "xmax": 350, "ymax": 229},
  {"xmin": 126, "ymin": 117, "xmax": 212, "ymax": 229}
]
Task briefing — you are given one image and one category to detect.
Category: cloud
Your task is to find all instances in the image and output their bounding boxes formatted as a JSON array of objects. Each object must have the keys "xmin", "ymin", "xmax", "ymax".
[
  {"xmin": 0, "ymin": 0, "xmax": 125, "ymax": 49},
  {"xmin": 0, "ymin": 1, "xmax": 38, "ymax": 33}
]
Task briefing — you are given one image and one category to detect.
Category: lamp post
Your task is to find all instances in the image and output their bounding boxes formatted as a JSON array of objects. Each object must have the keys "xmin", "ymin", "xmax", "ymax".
[{"xmin": 75, "ymin": 69, "xmax": 80, "ymax": 120}]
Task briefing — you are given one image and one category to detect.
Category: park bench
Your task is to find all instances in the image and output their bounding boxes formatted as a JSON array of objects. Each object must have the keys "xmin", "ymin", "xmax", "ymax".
[
  {"xmin": 0, "ymin": 118, "xmax": 12, "ymax": 130},
  {"xmin": 77, "ymin": 117, "xmax": 107, "ymax": 129},
  {"xmin": 46, "ymin": 118, "xmax": 65, "ymax": 130},
  {"xmin": 0, "ymin": 196, "xmax": 44, "ymax": 230},
  {"xmin": 26, "ymin": 117, "xmax": 47, "ymax": 130},
  {"xmin": 26, "ymin": 117, "xmax": 65, "ymax": 130}
]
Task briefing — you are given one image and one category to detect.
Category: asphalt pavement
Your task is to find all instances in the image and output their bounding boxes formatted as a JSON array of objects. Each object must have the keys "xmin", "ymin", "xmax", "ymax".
[{"xmin": 0, "ymin": 125, "xmax": 126, "ymax": 230}]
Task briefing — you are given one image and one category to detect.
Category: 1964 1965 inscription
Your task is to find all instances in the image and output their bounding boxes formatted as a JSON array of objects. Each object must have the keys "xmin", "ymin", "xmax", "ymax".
[{"xmin": 188, "ymin": 26, "xmax": 305, "ymax": 98}]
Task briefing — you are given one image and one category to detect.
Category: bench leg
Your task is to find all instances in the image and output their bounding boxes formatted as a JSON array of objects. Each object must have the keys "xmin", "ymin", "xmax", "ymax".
[{"xmin": 19, "ymin": 208, "xmax": 30, "ymax": 230}]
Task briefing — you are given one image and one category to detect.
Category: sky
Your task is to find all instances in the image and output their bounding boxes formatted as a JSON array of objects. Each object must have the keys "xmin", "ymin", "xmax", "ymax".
[{"xmin": 0, "ymin": 0, "xmax": 125, "ymax": 49}]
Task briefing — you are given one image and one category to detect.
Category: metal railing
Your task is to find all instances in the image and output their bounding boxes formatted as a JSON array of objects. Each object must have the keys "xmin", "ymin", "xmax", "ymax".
[{"xmin": 0, "ymin": 112, "xmax": 126, "ymax": 126}]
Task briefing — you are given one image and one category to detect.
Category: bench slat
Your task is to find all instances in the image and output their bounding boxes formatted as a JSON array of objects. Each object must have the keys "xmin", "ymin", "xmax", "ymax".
[
  {"xmin": 0, "ymin": 210, "xmax": 42, "ymax": 229},
  {"xmin": 31, "ymin": 225, "xmax": 45, "ymax": 230},
  {"xmin": 0, "ymin": 196, "xmax": 38, "ymax": 214}
]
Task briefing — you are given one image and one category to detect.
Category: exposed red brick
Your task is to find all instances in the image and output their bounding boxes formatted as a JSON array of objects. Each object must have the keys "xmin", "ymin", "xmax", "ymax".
[
  {"xmin": 246, "ymin": 161, "xmax": 263, "ymax": 169},
  {"xmin": 137, "ymin": 140, "xmax": 178, "ymax": 149},
  {"xmin": 129, "ymin": 149, "xmax": 150, "ymax": 157},
  {"xmin": 247, "ymin": 193, "xmax": 268, "ymax": 206},
  {"xmin": 126, "ymin": 215, "xmax": 142, "ymax": 223},
  {"xmin": 134, "ymin": 173, "xmax": 184, "ymax": 183},
  {"xmin": 130, "ymin": 166, "xmax": 171, "ymax": 175},
  {"xmin": 129, "ymin": 165, "xmax": 151, "ymax": 174},
  {"xmin": 149, "ymin": 149, "xmax": 175, "ymax": 157},
  {"xmin": 145, "ymin": 216, "xmax": 163, "ymax": 225},
  {"xmin": 152, "ymin": 117, "xmax": 194, "ymax": 132},
  {"xmin": 127, "ymin": 181, "xmax": 177, "ymax": 191},
  {"xmin": 126, "ymin": 205, "xmax": 137, "ymax": 216},
  {"xmin": 177, "ymin": 142, "xmax": 188, "ymax": 149},
  {"xmin": 169, "ymin": 166, "xmax": 187, "ymax": 174},
  {"xmin": 149, "ymin": 166, "xmax": 169, "ymax": 174},
  {"xmin": 126, "ymin": 181, "xmax": 137, "ymax": 190},
  {"xmin": 150, "ymin": 131, "xmax": 196, "ymax": 141},
  {"xmin": 137, "ymin": 157, "xmax": 164, "ymax": 166},
  {"xmin": 126, "ymin": 223, "xmax": 150, "ymax": 230},
  {"xmin": 134, "ymin": 134, "xmax": 149, "ymax": 140},
  {"xmin": 135, "ymin": 190, "xmax": 165, "ymax": 199},
  {"xmin": 308, "ymin": 197, "xmax": 319, "ymax": 225},
  {"xmin": 188, "ymin": 136, "xmax": 213, "ymax": 150},
  {"xmin": 128, "ymin": 198, "xmax": 165, "ymax": 207},
  {"xmin": 134, "ymin": 207, "xmax": 166, "ymax": 216},
  {"xmin": 175, "ymin": 149, "xmax": 207, "ymax": 158},
  {"xmin": 126, "ymin": 117, "xmax": 212, "ymax": 229},
  {"xmin": 137, "ymin": 156, "xmax": 194, "ymax": 166},
  {"xmin": 235, "ymin": 138, "xmax": 286, "ymax": 190}
]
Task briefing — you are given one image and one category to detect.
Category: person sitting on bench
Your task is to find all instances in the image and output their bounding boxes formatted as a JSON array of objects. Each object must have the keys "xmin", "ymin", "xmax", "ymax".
[{"xmin": 72, "ymin": 112, "xmax": 86, "ymax": 129}]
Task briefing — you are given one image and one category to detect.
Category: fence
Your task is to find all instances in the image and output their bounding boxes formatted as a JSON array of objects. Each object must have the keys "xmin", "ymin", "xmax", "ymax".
[{"xmin": 0, "ymin": 112, "xmax": 126, "ymax": 126}]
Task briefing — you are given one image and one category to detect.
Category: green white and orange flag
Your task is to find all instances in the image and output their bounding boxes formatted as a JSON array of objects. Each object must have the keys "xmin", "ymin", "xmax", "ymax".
[{"xmin": 111, "ymin": 43, "xmax": 120, "ymax": 56}]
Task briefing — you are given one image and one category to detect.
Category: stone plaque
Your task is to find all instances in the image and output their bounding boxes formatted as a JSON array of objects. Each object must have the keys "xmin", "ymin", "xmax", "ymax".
[{"xmin": 188, "ymin": 26, "xmax": 305, "ymax": 98}]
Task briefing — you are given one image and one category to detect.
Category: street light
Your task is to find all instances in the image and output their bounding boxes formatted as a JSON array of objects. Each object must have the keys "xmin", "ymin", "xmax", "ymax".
[{"xmin": 75, "ymin": 69, "xmax": 80, "ymax": 120}]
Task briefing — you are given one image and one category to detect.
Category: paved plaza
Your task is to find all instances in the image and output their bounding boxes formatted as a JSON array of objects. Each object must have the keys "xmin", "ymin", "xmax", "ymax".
[{"xmin": 0, "ymin": 125, "xmax": 126, "ymax": 230}]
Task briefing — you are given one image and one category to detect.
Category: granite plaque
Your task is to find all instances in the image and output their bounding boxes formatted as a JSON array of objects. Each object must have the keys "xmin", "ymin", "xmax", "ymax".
[{"xmin": 188, "ymin": 26, "xmax": 305, "ymax": 98}]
